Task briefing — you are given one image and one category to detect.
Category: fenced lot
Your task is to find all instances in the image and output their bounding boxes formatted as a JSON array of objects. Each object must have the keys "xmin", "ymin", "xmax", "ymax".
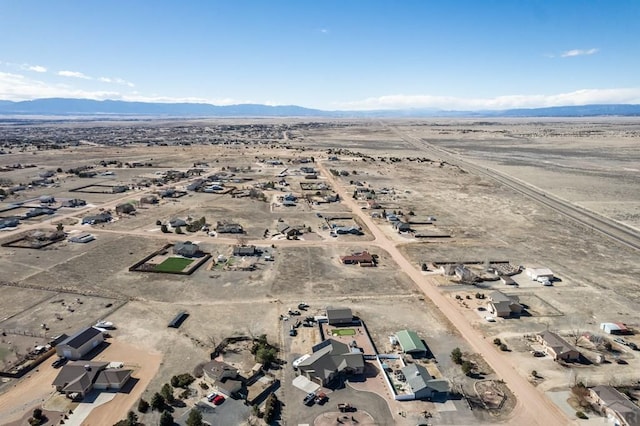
[{"xmin": 154, "ymin": 257, "xmax": 194, "ymax": 273}]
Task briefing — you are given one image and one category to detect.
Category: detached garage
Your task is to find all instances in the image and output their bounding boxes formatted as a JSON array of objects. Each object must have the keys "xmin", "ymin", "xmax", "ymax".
[
  {"xmin": 396, "ymin": 330, "xmax": 428, "ymax": 358},
  {"xmin": 55, "ymin": 326, "xmax": 104, "ymax": 360}
]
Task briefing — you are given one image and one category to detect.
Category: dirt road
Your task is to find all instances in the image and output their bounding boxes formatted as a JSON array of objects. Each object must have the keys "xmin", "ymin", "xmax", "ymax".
[
  {"xmin": 0, "ymin": 361, "xmax": 59, "ymax": 423},
  {"xmin": 317, "ymin": 161, "xmax": 570, "ymax": 426}
]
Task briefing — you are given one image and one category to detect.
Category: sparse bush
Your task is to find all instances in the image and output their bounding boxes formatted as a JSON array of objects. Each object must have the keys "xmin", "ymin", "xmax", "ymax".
[
  {"xmin": 500, "ymin": 344, "xmax": 508, "ymax": 351},
  {"xmin": 576, "ymin": 411, "xmax": 588, "ymax": 419},
  {"xmin": 493, "ymin": 338, "xmax": 502, "ymax": 345},
  {"xmin": 199, "ymin": 382, "xmax": 209, "ymax": 390},
  {"xmin": 461, "ymin": 361, "xmax": 473, "ymax": 376},
  {"xmin": 451, "ymin": 347, "xmax": 463, "ymax": 365},
  {"xmin": 171, "ymin": 373, "xmax": 195, "ymax": 388},
  {"xmin": 137, "ymin": 398, "xmax": 149, "ymax": 413},
  {"xmin": 531, "ymin": 370, "xmax": 538, "ymax": 378}
]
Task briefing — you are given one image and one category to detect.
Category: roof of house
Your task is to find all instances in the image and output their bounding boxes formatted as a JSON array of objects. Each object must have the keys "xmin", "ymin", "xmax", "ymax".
[
  {"xmin": 538, "ymin": 331, "xmax": 578, "ymax": 356},
  {"xmin": 94, "ymin": 368, "xmax": 133, "ymax": 387},
  {"xmin": 52, "ymin": 361, "xmax": 109, "ymax": 390},
  {"xmin": 297, "ymin": 339, "xmax": 364, "ymax": 382},
  {"xmin": 591, "ymin": 385, "xmax": 640, "ymax": 424},
  {"xmin": 396, "ymin": 330, "xmax": 427, "ymax": 354},
  {"xmin": 174, "ymin": 241, "xmax": 199, "ymax": 256},
  {"xmin": 326, "ymin": 307, "xmax": 353, "ymax": 323},
  {"xmin": 202, "ymin": 360, "xmax": 238, "ymax": 381},
  {"xmin": 401, "ymin": 363, "xmax": 450, "ymax": 394},
  {"xmin": 340, "ymin": 251, "xmax": 374, "ymax": 263},
  {"xmin": 58, "ymin": 327, "xmax": 102, "ymax": 349}
]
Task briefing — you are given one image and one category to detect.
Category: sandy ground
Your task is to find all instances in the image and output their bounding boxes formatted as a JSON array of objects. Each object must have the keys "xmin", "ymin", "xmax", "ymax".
[
  {"xmin": 81, "ymin": 339, "xmax": 162, "ymax": 426},
  {"xmin": 0, "ymin": 338, "xmax": 161, "ymax": 426},
  {"xmin": 0, "ymin": 360, "xmax": 59, "ymax": 423}
]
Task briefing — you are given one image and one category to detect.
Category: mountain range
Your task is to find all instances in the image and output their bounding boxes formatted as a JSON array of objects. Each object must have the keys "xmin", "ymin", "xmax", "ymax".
[{"xmin": 0, "ymin": 98, "xmax": 639, "ymax": 118}]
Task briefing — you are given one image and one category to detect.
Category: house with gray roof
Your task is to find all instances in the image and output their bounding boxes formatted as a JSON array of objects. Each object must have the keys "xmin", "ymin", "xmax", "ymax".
[
  {"xmin": 326, "ymin": 307, "xmax": 354, "ymax": 326},
  {"xmin": 55, "ymin": 326, "xmax": 104, "ymax": 360},
  {"xmin": 82, "ymin": 212, "xmax": 112, "ymax": 225},
  {"xmin": 203, "ymin": 360, "xmax": 244, "ymax": 397},
  {"xmin": 174, "ymin": 241, "xmax": 200, "ymax": 257},
  {"xmin": 589, "ymin": 385, "xmax": 640, "ymax": 426},
  {"xmin": 488, "ymin": 291, "xmax": 522, "ymax": 317},
  {"xmin": 52, "ymin": 361, "xmax": 132, "ymax": 399},
  {"xmin": 297, "ymin": 339, "xmax": 364, "ymax": 386},
  {"xmin": 537, "ymin": 331, "xmax": 580, "ymax": 361},
  {"xmin": 401, "ymin": 363, "xmax": 450, "ymax": 401}
]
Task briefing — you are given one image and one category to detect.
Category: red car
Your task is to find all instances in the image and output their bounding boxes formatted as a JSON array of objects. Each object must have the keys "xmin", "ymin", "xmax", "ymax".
[{"xmin": 212, "ymin": 395, "xmax": 225, "ymax": 405}]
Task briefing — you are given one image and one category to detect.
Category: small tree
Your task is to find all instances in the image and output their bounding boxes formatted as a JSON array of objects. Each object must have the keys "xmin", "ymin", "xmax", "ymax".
[
  {"xmin": 137, "ymin": 398, "xmax": 149, "ymax": 413},
  {"xmin": 531, "ymin": 370, "xmax": 538, "ymax": 378},
  {"xmin": 493, "ymin": 338, "xmax": 502, "ymax": 345},
  {"xmin": 500, "ymin": 343, "xmax": 508, "ymax": 351},
  {"xmin": 451, "ymin": 347, "xmax": 463, "ymax": 365},
  {"xmin": 462, "ymin": 360, "xmax": 473, "ymax": 376},
  {"xmin": 161, "ymin": 383, "xmax": 175, "ymax": 404},
  {"xmin": 126, "ymin": 410, "xmax": 138, "ymax": 425},
  {"xmin": 56, "ymin": 223, "xmax": 64, "ymax": 232},
  {"xmin": 159, "ymin": 411, "xmax": 174, "ymax": 426},
  {"xmin": 186, "ymin": 409, "xmax": 204, "ymax": 426},
  {"xmin": 160, "ymin": 224, "xmax": 169, "ymax": 233},
  {"xmin": 150, "ymin": 392, "xmax": 165, "ymax": 411},
  {"xmin": 32, "ymin": 409, "xmax": 43, "ymax": 421}
]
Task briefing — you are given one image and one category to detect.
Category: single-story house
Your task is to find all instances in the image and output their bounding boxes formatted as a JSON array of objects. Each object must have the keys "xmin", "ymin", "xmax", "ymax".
[
  {"xmin": 55, "ymin": 326, "xmax": 104, "ymax": 360},
  {"xmin": 333, "ymin": 226, "xmax": 362, "ymax": 235},
  {"xmin": 112, "ymin": 185, "xmax": 128, "ymax": 193},
  {"xmin": 61, "ymin": 198, "xmax": 87, "ymax": 208},
  {"xmin": 600, "ymin": 323, "xmax": 632, "ymax": 335},
  {"xmin": 233, "ymin": 245, "xmax": 258, "ymax": 256},
  {"xmin": 589, "ymin": 385, "xmax": 640, "ymax": 426},
  {"xmin": 216, "ymin": 222, "xmax": 244, "ymax": 234},
  {"xmin": 537, "ymin": 331, "xmax": 580, "ymax": 361},
  {"xmin": 174, "ymin": 241, "xmax": 199, "ymax": 257},
  {"xmin": 0, "ymin": 217, "xmax": 19, "ymax": 229},
  {"xmin": 169, "ymin": 218, "xmax": 187, "ymax": 228},
  {"xmin": 326, "ymin": 307, "xmax": 353, "ymax": 326},
  {"xmin": 203, "ymin": 360, "xmax": 244, "ymax": 397},
  {"xmin": 82, "ymin": 212, "xmax": 112, "ymax": 225},
  {"xmin": 140, "ymin": 195, "xmax": 158, "ymax": 204},
  {"xmin": 487, "ymin": 291, "xmax": 522, "ymax": 317},
  {"xmin": 396, "ymin": 330, "xmax": 428, "ymax": 358},
  {"xmin": 39, "ymin": 195, "xmax": 55, "ymax": 204},
  {"xmin": 393, "ymin": 221, "xmax": 412, "ymax": 232},
  {"xmin": 500, "ymin": 275, "xmax": 516, "ymax": 286},
  {"xmin": 454, "ymin": 265, "xmax": 476, "ymax": 282},
  {"xmin": 24, "ymin": 207, "xmax": 55, "ymax": 218},
  {"xmin": 401, "ymin": 363, "xmax": 449, "ymax": 400},
  {"xmin": 52, "ymin": 361, "xmax": 132, "ymax": 399},
  {"xmin": 297, "ymin": 339, "xmax": 364, "ymax": 386},
  {"xmin": 115, "ymin": 203, "xmax": 136, "ymax": 215},
  {"xmin": 340, "ymin": 251, "xmax": 375, "ymax": 266}
]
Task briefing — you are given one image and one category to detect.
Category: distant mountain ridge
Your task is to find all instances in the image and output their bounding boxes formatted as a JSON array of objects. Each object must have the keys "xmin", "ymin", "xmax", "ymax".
[{"xmin": 0, "ymin": 98, "xmax": 639, "ymax": 117}]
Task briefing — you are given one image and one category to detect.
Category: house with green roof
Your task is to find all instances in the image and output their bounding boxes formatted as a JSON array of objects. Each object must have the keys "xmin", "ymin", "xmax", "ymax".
[{"xmin": 396, "ymin": 330, "xmax": 428, "ymax": 358}]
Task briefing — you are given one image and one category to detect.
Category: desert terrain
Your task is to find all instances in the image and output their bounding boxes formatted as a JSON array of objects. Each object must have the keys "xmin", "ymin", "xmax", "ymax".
[{"xmin": 0, "ymin": 117, "xmax": 639, "ymax": 426}]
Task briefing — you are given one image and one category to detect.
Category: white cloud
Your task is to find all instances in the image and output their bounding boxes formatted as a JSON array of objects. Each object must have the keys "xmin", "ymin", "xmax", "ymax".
[
  {"xmin": 335, "ymin": 88, "xmax": 640, "ymax": 111},
  {"xmin": 561, "ymin": 48, "xmax": 599, "ymax": 58},
  {"xmin": 100, "ymin": 76, "xmax": 135, "ymax": 87},
  {"xmin": 58, "ymin": 70, "xmax": 92, "ymax": 79},
  {"xmin": 320, "ymin": 28, "xmax": 328, "ymax": 34},
  {"xmin": 0, "ymin": 71, "xmax": 240, "ymax": 105},
  {"xmin": 26, "ymin": 65, "xmax": 47, "ymax": 73},
  {"xmin": 98, "ymin": 77, "xmax": 112, "ymax": 83}
]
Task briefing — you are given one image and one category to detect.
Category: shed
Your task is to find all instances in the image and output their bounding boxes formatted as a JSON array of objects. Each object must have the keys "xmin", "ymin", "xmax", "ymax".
[
  {"xmin": 326, "ymin": 307, "xmax": 353, "ymax": 326},
  {"xmin": 115, "ymin": 203, "xmax": 136, "ymax": 215},
  {"xmin": 395, "ymin": 330, "xmax": 428, "ymax": 358},
  {"xmin": 168, "ymin": 311, "xmax": 189, "ymax": 328},
  {"xmin": 600, "ymin": 322, "xmax": 631, "ymax": 335},
  {"xmin": 55, "ymin": 327, "xmax": 104, "ymax": 360}
]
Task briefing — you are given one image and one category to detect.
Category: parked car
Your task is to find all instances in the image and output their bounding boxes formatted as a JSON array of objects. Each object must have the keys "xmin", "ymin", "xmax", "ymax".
[
  {"xmin": 207, "ymin": 392, "xmax": 217, "ymax": 402},
  {"xmin": 212, "ymin": 395, "xmax": 225, "ymax": 405},
  {"xmin": 614, "ymin": 338, "xmax": 626, "ymax": 345},
  {"xmin": 531, "ymin": 351, "xmax": 545, "ymax": 357},
  {"xmin": 315, "ymin": 392, "xmax": 328, "ymax": 405},
  {"xmin": 304, "ymin": 392, "xmax": 316, "ymax": 406},
  {"xmin": 484, "ymin": 316, "xmax": 496, "ymax": 322},
  {"xmin": 52, "ymin": 357, "xmax": 67, "ymax": 368},
  {"xmin": 337, "ymin": 403, "xmax": 356, "ymax": 412},
  {"xmin": 289, "ymin": 327, "xmax": 297, "ymax": 337}
]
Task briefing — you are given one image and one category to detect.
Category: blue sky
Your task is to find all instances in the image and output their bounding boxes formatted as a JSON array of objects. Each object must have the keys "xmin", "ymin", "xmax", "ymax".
[{"xmin": 0, "ymin": 1, "xmax": 639, "ymax": 110}]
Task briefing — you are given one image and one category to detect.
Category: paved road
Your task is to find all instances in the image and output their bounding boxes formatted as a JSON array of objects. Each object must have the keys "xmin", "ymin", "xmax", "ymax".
[
  {"xmin": 316, "ymin": 161, "xmax": 570, "ymax": 426},
  {"xmin": 384, "ymin": 123, "xmax": 640, "ymax": 251}
]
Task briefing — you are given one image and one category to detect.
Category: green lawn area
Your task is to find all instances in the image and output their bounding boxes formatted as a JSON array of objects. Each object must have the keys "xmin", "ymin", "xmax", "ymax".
[
  {"xmin": 154, "ymin": 257, "xmax": 194, "ymax": 273},
  {"xmin": 331, "ymin": 328, "xmax": 356, "ymax": 336}
]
